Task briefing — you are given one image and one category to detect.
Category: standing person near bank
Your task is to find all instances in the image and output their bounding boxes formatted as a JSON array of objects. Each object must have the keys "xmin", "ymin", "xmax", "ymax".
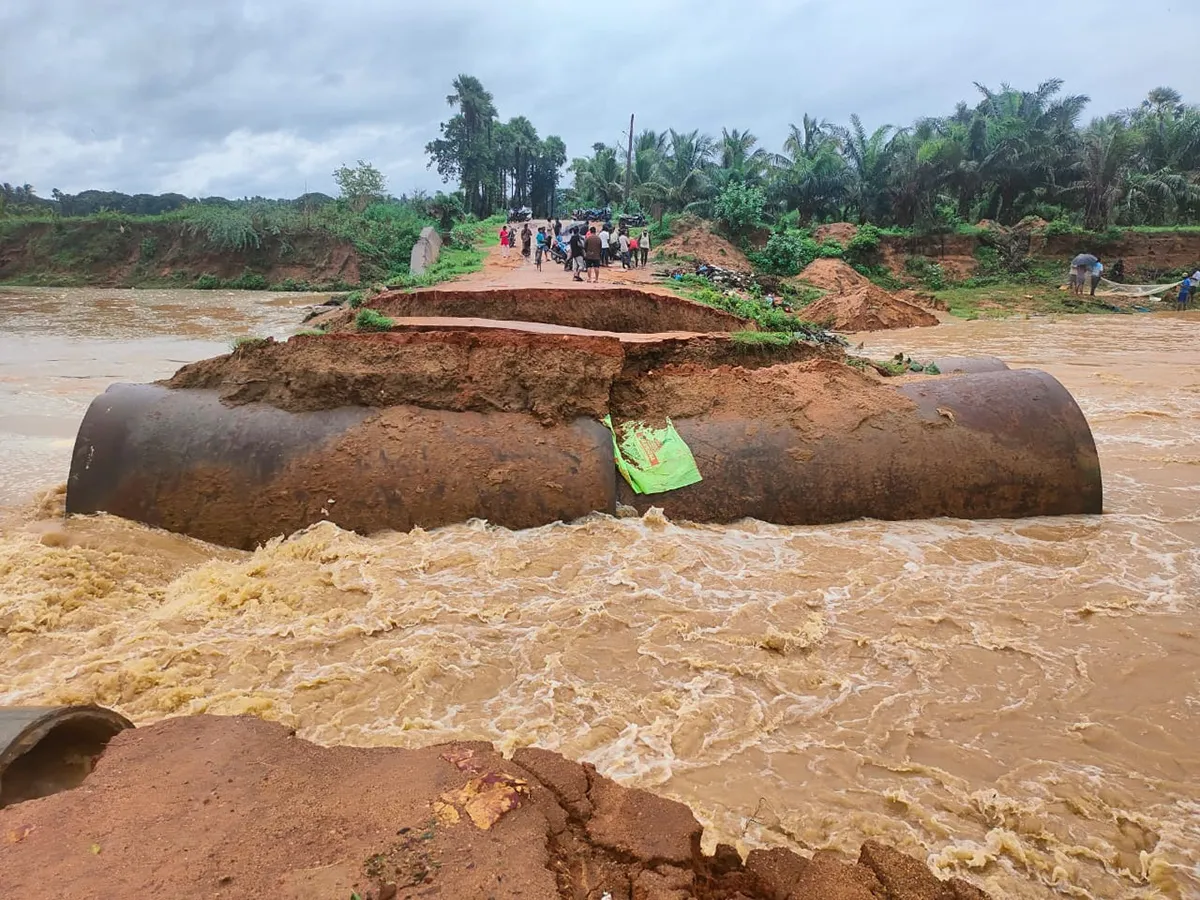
[
  {"xmin": 1090, "ymin": 258, "xmax": 1104, "ymax": 297},
  {"xmin": 628, "ymin": 234, "xmax": 639, "ymax": 268},
  {"xmin": 584, "ymin": 227, "xmax": 603, "ymax": 283},
  {"xmin": 618, "ymin": 230, "xmax": 631, "ymax": 268},
  {"xmin": 499, "ymin": 225, "xmax": 511, "ymax": 257},
  {"xmin": 1177, "ymin": 273, "xmax": 1192, "ymax": 311},
  {"xmin": 534, "ymin": 227, "xmax": 546, "ymax": 271},
  {"xmin": 598, "ymin": 224, "xmax": 611, "ymax": 266},
  {"xmin": 568, "ymin": 227, "xmax": 586, "ymax": 282},
  {"xmin": 639, "ymin": 230, "xmax": 650, "ymax": 267},
  {"xmin": 521, "ymin": 223, "xmax": 532, "ymax": 259},
  {"xmin": 553, "ymin": 218, "xmax": 562, "ymax": 238}
]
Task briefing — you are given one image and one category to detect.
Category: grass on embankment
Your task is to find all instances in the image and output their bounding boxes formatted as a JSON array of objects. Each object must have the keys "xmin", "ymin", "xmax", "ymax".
[
  {"xmin": 932, "ymin": 281, "xmax": 1138, "ymax": 319},
  {"xmin": 665, "ymin": 274, "xmax": 832, "ymax": 337}
]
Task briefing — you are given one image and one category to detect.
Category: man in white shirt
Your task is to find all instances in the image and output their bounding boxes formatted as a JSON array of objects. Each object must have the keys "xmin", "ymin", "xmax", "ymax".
[
  {"xmin": 599, "ymin": 227, "xmax": 610, "ymax": 266},
  {"xmin": 618, "ymin": 231, "xmax": 631, "ymax": 269}
]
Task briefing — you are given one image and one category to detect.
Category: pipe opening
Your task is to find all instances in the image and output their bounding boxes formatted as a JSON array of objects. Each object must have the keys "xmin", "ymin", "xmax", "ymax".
[{"xmin": 0, "ymin": 713, "xmax": 130, "ymax": 808}]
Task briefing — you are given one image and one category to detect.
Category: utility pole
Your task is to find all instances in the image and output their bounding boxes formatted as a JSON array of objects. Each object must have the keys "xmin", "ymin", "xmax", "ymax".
[{"xmin": 624, "ymin": 113, "xmax": 634, "ymax": 205}]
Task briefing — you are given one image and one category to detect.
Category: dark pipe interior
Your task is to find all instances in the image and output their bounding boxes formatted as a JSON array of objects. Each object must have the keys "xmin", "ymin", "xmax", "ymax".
[{"xmin": 0, "ymin": 721, "xmax": 123, "ymax": 808}]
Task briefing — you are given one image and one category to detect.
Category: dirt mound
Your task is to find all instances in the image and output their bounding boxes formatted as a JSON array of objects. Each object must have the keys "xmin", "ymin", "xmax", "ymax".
[
  {"xmin": 814, "ymin": 222, "xmax": 859, "ymax": 244},
  {"xmin": 796, "ymin": 259, "xmax": 938, "ymax": 332},
  {"xmin": 0, "ymin": 715, "xmax": 993, "ymax": 900},
  {"xmin": 165, "ymin": 329, "xmax": 841, "ymax": 421},
  {"xmin": 615, "ymin": 357, "xmax": 905, "ymax": 436},
  {"xmin": 804, "ymin": 285, "xmax": 940, "ymax": 332},
  {"xmin": 323, "ymin": 287, "xmax": 751, "ymax": 335},
  {"xmin": 658, "ymin": 219, "xmax": 753, "ymax": 271},
  {"xmin": 1016, "ymin": 216, "xmax": 1050, "ymax": 232},
  {"xmin": 796, "ymin": 258, "xmax": 873, "ymax": 293}
]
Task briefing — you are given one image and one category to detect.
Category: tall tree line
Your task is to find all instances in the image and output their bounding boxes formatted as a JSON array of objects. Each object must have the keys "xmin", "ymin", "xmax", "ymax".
[
  {"xmin": 424, "ymin": 75, "xmax": 567, "ymax": 218},
  {"xmin": 569, "ymin": 82, "xmax": 1200, "ymax": 230}
]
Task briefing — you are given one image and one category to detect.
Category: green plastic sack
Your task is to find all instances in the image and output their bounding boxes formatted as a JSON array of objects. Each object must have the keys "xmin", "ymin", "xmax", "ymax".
[{"xmin": 603, "ymin": 415, "xmax": 703, "ymax": 495}]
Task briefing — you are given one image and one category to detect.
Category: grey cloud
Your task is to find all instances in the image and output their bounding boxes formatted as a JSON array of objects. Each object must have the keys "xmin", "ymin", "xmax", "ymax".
[{"xmin": 2, "ymin": 0, "xmax": 1198, "ymax": 198}]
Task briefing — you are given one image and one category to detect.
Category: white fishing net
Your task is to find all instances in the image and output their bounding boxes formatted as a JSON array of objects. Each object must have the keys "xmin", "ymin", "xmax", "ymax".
[{"xmin": 1093, "ymin": 278, "xmax": 1181, "ymax": 298}]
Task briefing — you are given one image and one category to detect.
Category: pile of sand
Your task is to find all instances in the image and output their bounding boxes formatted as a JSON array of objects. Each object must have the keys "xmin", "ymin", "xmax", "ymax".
[
  {"xmin": 796, "ymin": 258, "xmax": 874, "ymax": 293},
  {"xmin": 814, "ymin": 222, "xmax": 859, "ymax": 244},
  {"xmin": 658, "ymin": 218, "xmax": 753, "ymax": 271},
  {"xmin": 798, "ymin": 259, "xmax": 939, "ymax": 332}
]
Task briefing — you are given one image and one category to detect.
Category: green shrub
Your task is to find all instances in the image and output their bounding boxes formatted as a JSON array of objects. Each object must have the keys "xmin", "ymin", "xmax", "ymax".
[
  {"xmin": 228, "ymin": 269, "xmax": 268, "ymax": 290},
  {"xmin": 904, "ymin": 256, "xmax": 948, "ymax": 290},
  {"xmin": 345, "ymin": 290, "xmax": 365, "ymax": 308},
  {"xmin": 1044, "ymin": 219, "xmax": 1077, "ymax": 236},
  {"xmin": 139, "ymin": 236, "xmax": 158, "ymax": 261},
  {"xmin": 355, "ymin": 307, "xmax": 394, "ymax": 332},
  {"xmin": 272, "ymin": 277, "xmax": 313, "ymax": 292},
  {"xmin": 229, "ymin": 336, "xmax": 270, "ymax": 351},
  {"xmin": 195, "ymin": 273, "xmax": 221, "ymax": 289},
  {"xmin": 713, "ymin": 182, "xmax": 766, "ymax": 235},
  {"xmin": 845, "ymin": 224, "xmax": 882, "ymax": 266},
  {"xmin": 817, "ymin": 239, "xmax": 844, "ymax": 259},
  {"xmin": 852, "ymin": 263, "xmax": 904, "ymax": 291},
  {"xmin": 753, "ymin": 230, "xmax": 821, "ymax": 276},
  {"xmin": 648, "ymin": 213, "xmax": 676, "ymax": 245}
]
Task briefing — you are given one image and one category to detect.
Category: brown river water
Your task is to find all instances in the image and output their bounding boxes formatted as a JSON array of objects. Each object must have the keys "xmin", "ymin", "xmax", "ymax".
[{"xmin": 1, "ymin": 286, "xmax": 1197, "ymax": 899}]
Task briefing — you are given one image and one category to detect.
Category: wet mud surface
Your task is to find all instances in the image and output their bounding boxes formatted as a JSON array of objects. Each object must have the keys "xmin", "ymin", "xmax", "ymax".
[{"xmin": 0, "ymin": 715, "xmax": 993, "ymax": 900}]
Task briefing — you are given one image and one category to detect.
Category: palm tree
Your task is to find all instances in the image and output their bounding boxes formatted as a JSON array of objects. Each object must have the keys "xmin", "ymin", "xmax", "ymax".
[
  {"xmin": 832, "ymin": 114, "xmax": 896, "ymax": 222},
  {"xmin": 1075, "ymin": 116, "xmax": 1142, "ymax": 228},
  {"xmin": 570, "ymin": 146, "xmax": 625, "ymax": 206},
  {"xmin": 658, "ymin": 129, "xmax": 716, "ymax": 210},
  {"xmin": 970, "ymin": 79, "xmax": 1089, "ymax": 223},
  {"xmin": 718, "ymin": 128, "xmax": 771, "ymax": 184}
]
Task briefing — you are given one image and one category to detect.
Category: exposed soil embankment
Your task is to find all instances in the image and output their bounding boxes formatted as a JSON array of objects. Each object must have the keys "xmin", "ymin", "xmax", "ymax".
[
  {"xmin": 0, "ymin": 220, "xmax": 360, "ymax": 287},
  {"xmin": 164, "ymin": 329, "xmax": 842, "ymax": 424},
  {"xmin": 657, "ymin": 218, "xmax": 754, "ymax": 271},
  {"xmin": 0, "ymin": 715, "xmax": 992, "ymax": 900},
  {"xmin": 322, "ymin": 287, "xmax": 752, "ymax": 334},
  {"xmin": 878, "ymin": 229, "xmax": 1200, "ymax": 280},
  {"xmin": 798, "ymin": 260, "xmax": 939, "ymax": 332}
]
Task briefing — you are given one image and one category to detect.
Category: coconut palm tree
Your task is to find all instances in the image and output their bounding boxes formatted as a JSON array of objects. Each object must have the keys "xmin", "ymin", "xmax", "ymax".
[{"xmin": 657, "ymin": 129, "xmax": 717, "ymax": 210}]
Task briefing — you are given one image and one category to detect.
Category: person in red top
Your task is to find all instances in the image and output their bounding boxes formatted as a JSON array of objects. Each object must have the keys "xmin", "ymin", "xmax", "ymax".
[
  {"xmin": 628, "ymin": 235, "xmax": 639, "ymax": 268},
  {"xmin": 499, "ymin": 225, "xmax": 511, "ymax": 257}
]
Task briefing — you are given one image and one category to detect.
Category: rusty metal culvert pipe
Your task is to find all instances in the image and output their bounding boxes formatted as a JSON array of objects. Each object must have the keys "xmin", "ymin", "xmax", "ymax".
[
  {"xmin": 928, "ymin": 356, "xmax": 1010, "ymax": 374},
  {"xmin": 67, "ymin": 368, "xmax": 1101, "ymax": 549},
  {"xmin": 0, "ymin": 706, "xmax": 133, "ymax": 808}
]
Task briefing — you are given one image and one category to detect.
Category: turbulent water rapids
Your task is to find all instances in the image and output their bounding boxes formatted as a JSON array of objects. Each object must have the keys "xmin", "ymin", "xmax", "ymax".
[{"xmin": 1, "ymin": 286, "xmax": 1197, "ymax": 899}]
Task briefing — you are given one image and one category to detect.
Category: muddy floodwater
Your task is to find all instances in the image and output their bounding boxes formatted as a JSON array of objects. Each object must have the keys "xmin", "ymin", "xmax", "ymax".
[{"xmin": 1, "ymin": 286, "xmax": 1198, "ymax": 899}]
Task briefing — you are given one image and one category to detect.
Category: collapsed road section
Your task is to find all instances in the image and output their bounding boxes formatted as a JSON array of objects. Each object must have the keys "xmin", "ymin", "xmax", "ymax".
[{"xmin": 66, "ymin": 289, "xmax": 1102, "ymax": 549}]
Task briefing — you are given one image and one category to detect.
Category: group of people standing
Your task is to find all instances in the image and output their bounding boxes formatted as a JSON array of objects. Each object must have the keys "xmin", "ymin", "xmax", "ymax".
[
  {"xmin": 1069, "ymin": 256, "xmax": 1106, "ymax": 297},
  {"xmin": 498, "ymin": 223, "xmax": 535, "ymax": 259},
  {"xmin": 498, "ymin": 219, "xmax": 652, "ymax": 282}
]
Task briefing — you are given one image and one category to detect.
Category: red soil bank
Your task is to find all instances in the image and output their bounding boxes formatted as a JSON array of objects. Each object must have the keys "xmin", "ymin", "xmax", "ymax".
[
  {"xmin": 0, "ymin": 715, "xmax": 992, "ymax": 900},
  {"xmin": 323, "ymin": 287, "xmax": 751, "ymax": 335}
]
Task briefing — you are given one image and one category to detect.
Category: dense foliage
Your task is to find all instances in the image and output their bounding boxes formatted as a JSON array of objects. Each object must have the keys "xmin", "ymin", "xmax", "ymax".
[
  {"xmin": 567, "ymin": 83, "xmax": 1200, "ymax": 230},
  {"xmin": 424, "ymin": 75, "xmax": 567, "ymax": 218}
]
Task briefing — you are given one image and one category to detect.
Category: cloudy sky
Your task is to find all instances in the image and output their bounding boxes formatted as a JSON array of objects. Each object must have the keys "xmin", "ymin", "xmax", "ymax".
[{"xmin": 3, "ymin": 0, "xmax": 1198, "ymax": 199}]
